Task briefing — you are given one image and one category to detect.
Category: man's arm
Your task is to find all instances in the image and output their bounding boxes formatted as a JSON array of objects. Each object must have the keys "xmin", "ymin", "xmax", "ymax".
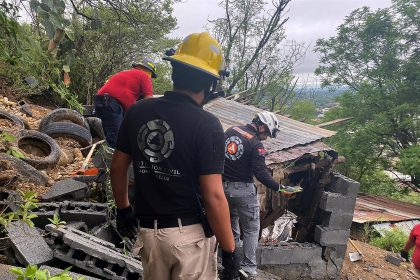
[
  {"xmin": 110, "ymin": 150, "xmax": 132, "ymax": 209},
  {"xmin": 252, "ymin": 144, "xmax": 280, "ymax": 191},
  {"xmin": 199, "ymin": 174, "xmax": 235, "ymax": 252}
]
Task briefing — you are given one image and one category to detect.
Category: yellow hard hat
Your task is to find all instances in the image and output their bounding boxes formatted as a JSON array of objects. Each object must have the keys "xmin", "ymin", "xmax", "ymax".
[{"xmin": 163, "ymin": 32, "xmax": 225, "ymax": 79}]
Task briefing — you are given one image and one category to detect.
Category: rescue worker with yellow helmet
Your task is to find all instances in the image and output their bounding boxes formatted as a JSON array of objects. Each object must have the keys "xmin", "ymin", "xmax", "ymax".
[{"xmin": 110, "ymin": 32, "xmax": 237, "ymax": 279}]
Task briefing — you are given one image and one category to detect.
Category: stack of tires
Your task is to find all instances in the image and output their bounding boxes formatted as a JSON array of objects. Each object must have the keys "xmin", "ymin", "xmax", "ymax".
[{"xmin": 0, "ymin": 107, "xmax": 105, "ymax": 186}]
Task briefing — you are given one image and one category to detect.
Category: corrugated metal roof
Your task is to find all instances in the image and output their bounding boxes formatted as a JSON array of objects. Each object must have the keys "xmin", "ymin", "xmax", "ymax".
[
  {"xmin": 373, "ymin": 220, "xmax": 420, "ymax": 236},
  {"xmin": 265, "ymin": 141, "xmax": 333, "ymax": 165},
  {"xmin": 353, "ymin": 193, "xmax": 420, "ymax": 224},
  {"xmin": 204, "ymin": 98, "xmax": 336, "ymax": 154}
]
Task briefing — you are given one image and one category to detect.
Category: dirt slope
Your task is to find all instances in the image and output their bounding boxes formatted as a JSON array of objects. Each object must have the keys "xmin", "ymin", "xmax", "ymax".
[{"xmin": 341, "ymin": 240, "xmax": 419, "ymax": 280}]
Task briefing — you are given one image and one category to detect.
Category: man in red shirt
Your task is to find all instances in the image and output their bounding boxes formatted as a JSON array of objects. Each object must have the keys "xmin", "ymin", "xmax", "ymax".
[
  {"xmin": 94, "ymin": 58, "xmax": 157, "ymax": 148},
  {"xmin": 401, "ymin": 223, "xmax": 420, "ymax": 277}
]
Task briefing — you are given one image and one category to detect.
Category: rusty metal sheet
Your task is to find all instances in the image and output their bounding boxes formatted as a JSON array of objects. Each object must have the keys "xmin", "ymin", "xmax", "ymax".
[
  {"xmin": 204, "ymin": 98, "xmax": 336, "ymax": 154},
  {"xmin": 353, "ymin": 193, "xmax": 420, "ymax": 224},
  {"xmin": 265, "ymin": 141, "xmax": 333, "ymax": 165},
  {"xmin": 373, "ymin": 220, "xmax": 420, "ymax": 236}
]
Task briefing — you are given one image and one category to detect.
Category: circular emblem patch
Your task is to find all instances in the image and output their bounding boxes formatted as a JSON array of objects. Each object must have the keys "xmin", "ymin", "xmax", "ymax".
[
  {"xmin": 137, "ymin": 119, "xmax": 175, "ymax": 163},
  {"xmin": 225, "ymin": 136, "xmax": 244, "ymax": 160}
]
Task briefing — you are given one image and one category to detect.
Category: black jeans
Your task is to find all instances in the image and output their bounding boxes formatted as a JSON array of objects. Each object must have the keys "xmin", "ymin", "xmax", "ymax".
[{"xmin": 94, "ymin": 94, "xmax": 124, "ymax": 148}]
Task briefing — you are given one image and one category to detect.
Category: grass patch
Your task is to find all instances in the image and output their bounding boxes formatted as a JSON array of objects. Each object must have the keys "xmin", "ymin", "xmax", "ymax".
[{"xmin": 369, "ymin": 227, "xmax": 413, "ymax": 256}]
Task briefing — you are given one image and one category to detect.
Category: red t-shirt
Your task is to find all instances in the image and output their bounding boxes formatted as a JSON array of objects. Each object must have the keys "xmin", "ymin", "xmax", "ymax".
[
  {"xmin": 97, "ymin": 68, "xmax": 153, "ymax": 110},
  {"xmin": 411, "ymin": 224, "xmax": 420, "ymax": 270}
]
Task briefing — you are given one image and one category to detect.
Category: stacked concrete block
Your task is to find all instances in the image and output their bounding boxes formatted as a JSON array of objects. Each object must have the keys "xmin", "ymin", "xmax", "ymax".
[
  {"xmin": 5, "ymin": 221, "xmax": 54, "ymax": 265},
  {"xmin": 314, "ymin": 172, "xmax": 359, "ymax": 278},
  {"xmin": 41, "ymin": 179, "xmax": 88, "ymax": 201},
  {"xmin": 59, "ymin": 201, "xmax": 108, "ymax": 228},
  {"xmin": 45, "ymin": 225, "xmax": 142, "ymax": 280},
  {"xmin": 31, "ymin": 202, "xmax": 61, "ymax": 228},
  {"xmin": 255, "ymin": 172, "xmax": 359, "ymax": 279}
]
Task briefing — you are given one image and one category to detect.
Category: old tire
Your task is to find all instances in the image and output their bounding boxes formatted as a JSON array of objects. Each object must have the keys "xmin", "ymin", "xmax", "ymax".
[
  {"xmin": 86, "ymin": 117, "xmax": 105, "ymax": 140},
  {"xmin": 0, "ymin": 109, "xmax": 27, "ymax": 130},
  {"xmin": 38, "ymin": 108, "xmax": 89, "ymax": 131},
  {"xmin": 15, "ymin": 130, "xmax": 61, "ymax": 169},
  {"xmin": 41, "ymin": 122, "xmax": 92, "ymax": 147},
  {"xmin": 0, "ymin": 153, "xmax": 49, "ymax": 186}
]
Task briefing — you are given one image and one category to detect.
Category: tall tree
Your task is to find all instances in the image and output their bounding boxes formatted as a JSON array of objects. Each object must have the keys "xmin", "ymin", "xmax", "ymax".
[
  {"xmin": 210, "ymin": 0, "xmax": 304, "ymax": 101},
  {"xmin": 315, "ymin": 0, "xmax": 420, "ymax": 186}
]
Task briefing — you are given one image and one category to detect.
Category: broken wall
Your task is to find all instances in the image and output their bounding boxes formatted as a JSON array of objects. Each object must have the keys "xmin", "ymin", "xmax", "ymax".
[{"xmin": 258, "ymin": 172, "xmax": 359, "ymax": 279}]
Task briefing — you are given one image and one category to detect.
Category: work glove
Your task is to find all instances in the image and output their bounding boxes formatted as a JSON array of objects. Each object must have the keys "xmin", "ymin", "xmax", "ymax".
[
  {"xmin": 278, "ymin": 184, "xmax": 303, "ymax": 195},
  {"xmin": 400, "ymin": 250, "xmax": 410, "ymax": 262},
  {"xmin": 116, "ymin": 205, "xmax": 138, "ymax": 240},
  {"xmin": 219, "ymin": 250, "xmax": 240, "ymax": 280}
]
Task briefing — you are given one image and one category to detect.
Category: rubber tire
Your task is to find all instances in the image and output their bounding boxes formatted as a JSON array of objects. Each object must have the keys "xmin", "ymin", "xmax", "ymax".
[
  {"xmin": 86, "ymin": 117, "xmax": 106, "ymax": 140},
  {"xmin": 0, "ymin": 153, "xmax": 49, "ymax": 186},
  {"xmin": 0, "ymin": 109, "xmax": 27, "ymax": 130},
  {"xmin": 41, "ymin": 122, "xmax": 92, "ymax": 147},
  {"xmin": 38, "ymin": 108, "xmax": 89, "ymax": 131},
  {"xmin": 15, "ymin": 130, "xmax": 61, "ymax": 169}
]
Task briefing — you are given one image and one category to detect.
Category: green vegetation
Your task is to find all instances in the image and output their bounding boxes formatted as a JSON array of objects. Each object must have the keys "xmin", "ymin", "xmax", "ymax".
[
  {"xmin": 10, "ymin": 265, "xmax": 85, "ymax": 280},
  {"xmin": 370, "ymin": 227, "xmax": 412, "ymax": 256},
  {"xmin": 315, "ymin": 0, "xmax": 420, "ymax": 200},
  {"xmin": 0, "ymin": 0, "xmax": 178, "ymax": 107}
]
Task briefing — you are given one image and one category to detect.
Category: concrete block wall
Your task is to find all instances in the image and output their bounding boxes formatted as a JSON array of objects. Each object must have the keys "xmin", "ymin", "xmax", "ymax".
[{"xmin": 258, "ymin": 172, "xmax": 359, "ymax": 279}]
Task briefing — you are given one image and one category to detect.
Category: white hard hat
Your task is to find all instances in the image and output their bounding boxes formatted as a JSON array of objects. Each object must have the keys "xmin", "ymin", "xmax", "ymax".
[{"xmin": 255, "ymin": 111, "xmax": 280, "ymax": 138}]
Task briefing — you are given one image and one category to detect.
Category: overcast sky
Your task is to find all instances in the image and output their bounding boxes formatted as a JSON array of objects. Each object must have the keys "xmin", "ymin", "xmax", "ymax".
[{"xmin": 169, "ymin": 0, "xmax": 391, "ymax": 85}]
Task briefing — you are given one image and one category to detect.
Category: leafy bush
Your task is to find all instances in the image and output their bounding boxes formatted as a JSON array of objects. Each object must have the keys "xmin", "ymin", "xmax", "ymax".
[
  {"xmin": 10, "ymin": 265, "xmax": 85, "ymax": 280},
  {"xmin": 370, "ymin": 227, "xmax": 412, "ymax": 255},
  {"xmin": 359, "ymin": 170, "xmax": 401, "ymax": 198}
]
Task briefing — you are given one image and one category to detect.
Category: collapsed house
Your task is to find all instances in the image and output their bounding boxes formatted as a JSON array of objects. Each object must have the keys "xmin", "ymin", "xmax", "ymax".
[
  {"xmin": 205, "ymin": 98, "xmax": 360, "ymax": 279},
  {"xmin": 0, "ymin": 95, "xmax": 360, "ymax": 279}
]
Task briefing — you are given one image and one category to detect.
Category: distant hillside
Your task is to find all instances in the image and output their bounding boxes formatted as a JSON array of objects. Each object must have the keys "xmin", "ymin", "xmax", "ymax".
[{"xmin": 295, "ymin": 86, "xmax": 350, "ymax": 108}]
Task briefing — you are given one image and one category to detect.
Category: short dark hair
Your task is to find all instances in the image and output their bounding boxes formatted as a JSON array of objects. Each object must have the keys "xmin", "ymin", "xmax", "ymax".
[{"xmin": 171, "ymin": 62, "xmax": 216, "ymax": 93}]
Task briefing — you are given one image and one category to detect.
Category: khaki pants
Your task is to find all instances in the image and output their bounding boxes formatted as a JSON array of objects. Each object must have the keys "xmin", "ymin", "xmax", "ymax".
[{"xmin": 133, "ymin": 223, "xmax": 217, "ymax": 280}]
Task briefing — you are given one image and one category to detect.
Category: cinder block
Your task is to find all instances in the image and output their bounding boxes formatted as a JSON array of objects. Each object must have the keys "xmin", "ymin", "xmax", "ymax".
[
  {"xmin": 290, "ymin": 243, "xmax": 323, "ymax": 264},
  {"xmin": 385, "ymin": 254, "xmax": 402, "ymax": 266},
  {"xmin": 60, "ymin": 201, "xmax": 108, "ymax": 228},
  {"xmin": 92, "ymin": 222, "xmax": 120, "ymax": 244},
  {"xmin": 320, "ymin": 210, "xmax": 354, "ymax": 229},
  {"xmin": 0, "ymin": 264, "xmax": 23, "ymax": 280},
  {"xmin": 45, "ymin": 225, "xmax": 142, "ymax": 280},
  {"xmin": 39, "ymin": 265, "xmax": 100, "ymax": 280},
  {"xmin": 41, "ymin": 179, "xmax": 87, "ymax": 201},
  {"xmin": 328, "ymin": 173, "xmax": 360, "ymax": 198},
  {"xmin": 31, "ymin": 202, "xmax": 61, "ymax": 228},
  {"xmin": 323, "ymin": 245, "xmax": 348, "ymax": 261},
  {"xmin": 67, "ymin": 221, "xmax": 89, "ymax": 232},
  {"xmin": 0, "ymin": 191, "xmax": 21, "ymax": 212},
  {"xmin": 314, "ymin": 226, "xmax": 350, "ymax": 246},
  {"xmin": 259, "ymin": 245, "xmax": 292, "ymax": 265},
  {"xmin": 6, "ymin": 221, "xmax": 54, "ymax": 265},
  {"xmin": 326, "ymin": 257, "xmax": 342, "ymax": 277},
  {"xmin": 308, "ymin": 258, "xmax": 327, "ymax": 279},
  {"xmin": 319, "ymin": 192, "xmax": 356, "ymax": 213}
]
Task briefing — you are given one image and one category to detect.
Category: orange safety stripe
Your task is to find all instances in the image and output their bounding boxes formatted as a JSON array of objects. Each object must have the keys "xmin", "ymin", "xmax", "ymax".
[{"xmin": 232, "ymin": 127, "xmax": 254, "ymax": 139}]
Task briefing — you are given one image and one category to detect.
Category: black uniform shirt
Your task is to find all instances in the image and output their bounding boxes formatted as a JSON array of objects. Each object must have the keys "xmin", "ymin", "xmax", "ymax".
[
  {"xmin": 223, "ymin": 124, "xmax": 279, "ymax": 191},
  {"xmin": 116, "ymin": 91, "xmax": 225, "ymax": 218}
]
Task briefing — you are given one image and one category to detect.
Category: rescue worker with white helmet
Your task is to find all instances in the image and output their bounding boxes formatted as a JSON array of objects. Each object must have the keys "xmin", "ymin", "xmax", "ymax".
[
  {"xmin": 223, "ymin": 111, "xmax": 301, "ymax": 278},
  {"xmin": 110, "ymin": 32, "xmax": 237, "ymax": 280}
]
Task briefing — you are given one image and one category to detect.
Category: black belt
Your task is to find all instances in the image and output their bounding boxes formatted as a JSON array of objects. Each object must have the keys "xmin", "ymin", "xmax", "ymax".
[
  {"xmin": 94, "ymin": 94, "xmax": 119, "ymax": 106},
  {"xmin": 139, "ymin": 216, "xmax": 200, "ymax": 229}
]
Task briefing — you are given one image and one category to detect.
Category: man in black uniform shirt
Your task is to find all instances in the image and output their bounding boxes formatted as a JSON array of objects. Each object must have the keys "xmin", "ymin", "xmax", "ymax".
[
  {"xmin": 110, "ymin": 32, "xmax": 236, "ymax": 280},
  {"xmin": 223, "ymin": 111, "xmax": 300, "ymax": 278}
]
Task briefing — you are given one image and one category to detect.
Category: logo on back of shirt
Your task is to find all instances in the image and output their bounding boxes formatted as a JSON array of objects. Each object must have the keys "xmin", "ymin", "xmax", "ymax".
[
  {"xmin": 137, "ymin": 119, "xmax": 174, "ymax": 163},
  {"xmin": 225, "ymin": 136, "xmax": 244, "ymax": 160}
]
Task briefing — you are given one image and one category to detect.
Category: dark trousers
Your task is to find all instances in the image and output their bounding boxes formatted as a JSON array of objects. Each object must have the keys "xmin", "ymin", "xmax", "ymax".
[{"xmin": 94, "ymin": 94, "xmax": 124, "ymax": 148}]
